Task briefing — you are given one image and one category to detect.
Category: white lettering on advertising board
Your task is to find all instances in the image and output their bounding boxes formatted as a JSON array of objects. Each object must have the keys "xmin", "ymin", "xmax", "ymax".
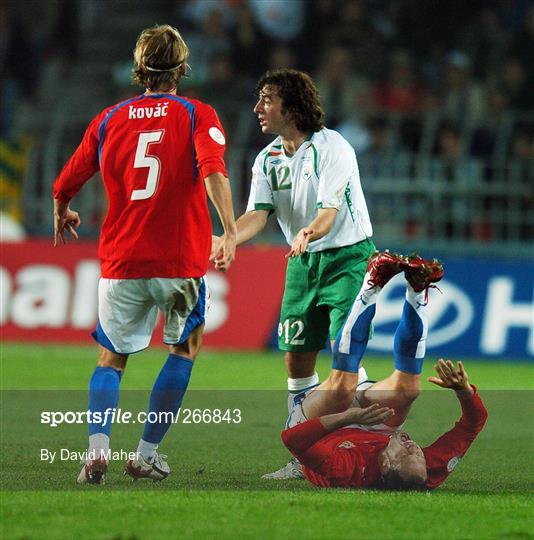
[
  {"xmin": 480, "ymin": 277, "xmax": 534, "ymax": 355},
  {"xmin": 0, "ymin": 263, "xmax": 228, "ymax": 334}
]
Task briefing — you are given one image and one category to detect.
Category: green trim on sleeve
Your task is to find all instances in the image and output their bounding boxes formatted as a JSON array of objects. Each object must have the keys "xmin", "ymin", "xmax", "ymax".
[
  {"xmin": 316, "ymin": 202, "xmax": 323, "ymax": 209},
  {"xmin": 254, "ymin": 203, "xmax": 274, "ymax": 211}
]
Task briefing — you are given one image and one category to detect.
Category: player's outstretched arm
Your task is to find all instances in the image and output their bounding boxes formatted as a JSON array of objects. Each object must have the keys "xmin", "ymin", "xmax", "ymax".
[
  {"xmin": 236, "ymin": 210, "xmax": 269, "ymax": 245},
  {"xmin": 53, "ymin": 198, "xmax": 80, "ymax": 246},
  {"xmin": 422, "ymin": 359, "xmax": 488, "ymax": 489},
  {"xmin": 204, "ymin": 172, "xmax": 237, "ymax": 272},
  {"xmin": 287, "ymin": 208, "xmax": 338, "ymax": 258},
  {"xmin": 427, "ymin": 359, "xmax": 474, "ymax": 397},
  {"xmin": 210, "ymin": 210, "xmax": 269, "ymax": 259}
]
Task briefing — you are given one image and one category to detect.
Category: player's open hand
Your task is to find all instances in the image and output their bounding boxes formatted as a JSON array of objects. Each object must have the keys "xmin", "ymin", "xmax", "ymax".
[
  {"xmin": 53, "ymin": 199, "xmax": 80, "ymax": 246},
  {"xmin": 343, "ymin": 403, "xmax": 395, "ymax": 426},
  {"xmin": 213, "ymin": 232, "xmax": 236, "ymax": 272},
  {"xmin": 286, "ymin": 227, "xmax": 314, "ymax": 258},
  {"xmin": 428, "ymin": 359, "xmax": 473, "ymax": 395}
]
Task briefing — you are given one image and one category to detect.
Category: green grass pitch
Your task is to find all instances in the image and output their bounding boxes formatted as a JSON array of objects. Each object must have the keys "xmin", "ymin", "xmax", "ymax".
[{"xmin": 1, "ymin": 343, "xmax": 533, "ymax": 539}]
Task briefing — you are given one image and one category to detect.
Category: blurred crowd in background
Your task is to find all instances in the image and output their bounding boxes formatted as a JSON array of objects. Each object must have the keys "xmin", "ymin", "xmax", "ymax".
[
  {"xmin": 177, "ymin": 0, "xmax": 534, "ymax": 159},
  {"xmin": 1, "ymin": 0, "xmax": 533, "ymax": 246}
]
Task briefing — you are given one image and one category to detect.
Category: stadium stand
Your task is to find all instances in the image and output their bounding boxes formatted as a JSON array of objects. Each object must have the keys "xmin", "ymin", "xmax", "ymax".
[{"xmin": 2, "ymin": 0, "xmax": 533, "ymax": 252}]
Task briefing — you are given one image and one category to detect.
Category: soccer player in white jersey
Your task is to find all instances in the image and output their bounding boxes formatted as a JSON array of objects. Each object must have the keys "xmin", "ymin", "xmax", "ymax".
[{"xmin": 212, "ymin": 69, "xmax": 374, "ymax": 478}]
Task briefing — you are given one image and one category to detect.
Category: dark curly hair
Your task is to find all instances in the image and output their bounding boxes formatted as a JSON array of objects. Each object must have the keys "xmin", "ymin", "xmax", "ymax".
[
  {"xmin": 132, "ymin": 25, "xmax": 189, "ymax": 91},
  {"xmin": 255, "ymin": 69, "xmax": 325, "ymax": 133}
]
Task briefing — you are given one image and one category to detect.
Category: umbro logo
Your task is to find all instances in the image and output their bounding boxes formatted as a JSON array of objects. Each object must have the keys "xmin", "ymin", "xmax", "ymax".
[
  {"xmin": 338, "ymin": 441, "xmax": 355, "ymax": 449},
  {"xmin": 447, "ymin": 456, "xmax": 461, "ymax": 472}
]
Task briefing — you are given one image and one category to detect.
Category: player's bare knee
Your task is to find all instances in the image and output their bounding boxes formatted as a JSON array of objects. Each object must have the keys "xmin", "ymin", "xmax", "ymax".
[
  {"xmin": 169, "ymin": 344, "xmax": 198, "ymax": 360},
  {"xmin": 169, "ymin": 342, "xmax": 199, "ymax": 360},
  {"xmin": 329, "ymin": 371, "xmax": 358, "ymax": 409},
  {"xmin": 97, "ymin": 347, "xmax": 128, "ymax": 371},
  {"xmin": 390, "ymin": 372, "xmax": 421, "ymax": 402},
  {"xmin": 286, "ymin": 351, "xmax": 317, "ymax": 378},
  {"xmin": 329, "ymin": 370, "xmax": 358, "ymax": 390},
  {"xmin": 398, "ymin": 385, "xmax": 420, "ymax": 403},
  {"xmin": 169, "ymin": 326, "xmax": 203, "ymax": 360},
  {"xmin": 337, "ymin": 388, "xmax": 355, "ymax": 410}
]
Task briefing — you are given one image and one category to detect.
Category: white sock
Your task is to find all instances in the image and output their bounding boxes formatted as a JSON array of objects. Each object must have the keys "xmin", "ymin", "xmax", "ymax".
[
  {"xmin": 406, "ymin": 283, "xmax": 427, "ymax": 307},
  {"xmin": 287, "ymin": 372, "xmax": 320, "ymax": 393},
  {"xmin": 137, "ymin": 439, "xmax": 158, "ymax": 462},
  {"xmin": 88, "ymin": 433, "xmax": 109, "ymax": 461},
  {"xmin": 361, "ymin": 271, "xmax": 381, "ymax": 300},
  {"xmin": 287, "ymin": 372, "xmax": 320, "ymax": 414}
]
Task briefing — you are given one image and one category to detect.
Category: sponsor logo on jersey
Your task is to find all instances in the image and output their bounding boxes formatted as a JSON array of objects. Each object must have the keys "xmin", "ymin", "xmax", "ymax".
[
  {"xmin": 270, "ymin": 159, "xmax": 282, "ymax": 165},
  {"xmin": 302, "ymin": 166, "xmax": 312, "ymax": 180},
  {"xmin": 209, "ymin": 127, "xmax": 226, "ymax": 145}
]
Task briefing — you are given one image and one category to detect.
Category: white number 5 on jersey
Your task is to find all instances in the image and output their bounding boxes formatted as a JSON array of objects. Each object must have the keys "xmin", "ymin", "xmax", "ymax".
[{"xmin": 131, "ymin": 130, "xmax": 165, "ymax": 200}]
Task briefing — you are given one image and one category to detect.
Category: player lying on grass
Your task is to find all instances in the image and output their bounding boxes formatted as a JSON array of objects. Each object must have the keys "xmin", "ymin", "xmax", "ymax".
[{"xmin": 281, "ymin": 251, "xmax": 488, "ymax": 490}]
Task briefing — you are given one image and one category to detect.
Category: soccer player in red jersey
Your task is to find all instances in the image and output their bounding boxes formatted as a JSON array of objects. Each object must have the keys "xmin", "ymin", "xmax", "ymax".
[
  {"xmin": 52, "ymin": 25, "xmax": 237, "ymax": 484},
  {"xmin": 281, "ymin": 251, "xmax": 488, "ymax": 490}
]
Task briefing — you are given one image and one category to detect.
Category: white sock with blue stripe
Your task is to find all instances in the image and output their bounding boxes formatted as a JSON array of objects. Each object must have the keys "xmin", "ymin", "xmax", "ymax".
[
  {"xmin": 287, "ymin": 372, "xmax": 320, "ymax": 414},
  {"xmin": 332, "ymin": 275, "xmax": 380, "ymax": 373}
]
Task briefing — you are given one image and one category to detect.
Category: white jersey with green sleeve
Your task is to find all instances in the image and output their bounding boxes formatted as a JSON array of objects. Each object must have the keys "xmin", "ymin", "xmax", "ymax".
[{"xmin": 246, "ymin": 128, "xmax": 372, "ymax": 251}]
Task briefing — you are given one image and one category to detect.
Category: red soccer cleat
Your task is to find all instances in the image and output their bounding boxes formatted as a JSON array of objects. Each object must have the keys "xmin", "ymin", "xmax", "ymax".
[
  {"xmin": 404, "ymin": 253, "xmax": 444, "ymax": 292},
  {"xmin": 366, "ymin": 250, "xmax": 409, "ymax": 289}
]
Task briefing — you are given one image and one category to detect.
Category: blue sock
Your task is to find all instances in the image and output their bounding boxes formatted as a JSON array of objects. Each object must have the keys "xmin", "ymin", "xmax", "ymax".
[
  {"xmin": 88, "ymin": 366, "xmax": 122, "ymax": 436},
  {"xmin": 142, "ymin": 354, "xmax": 193, "ymax": 444},
  {"xmin": 332, "ymin": 297, "xmax": 376, "ymax": 373},
  {"xmin": 393, "ymin": 299, "xmax": 427, "ymax": 374}
]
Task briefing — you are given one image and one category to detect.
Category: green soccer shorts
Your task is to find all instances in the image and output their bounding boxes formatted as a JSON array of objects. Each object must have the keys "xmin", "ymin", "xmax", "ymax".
[{"xmin": 278, "ymin": 238, "xmax": 376, "ymax": 352}]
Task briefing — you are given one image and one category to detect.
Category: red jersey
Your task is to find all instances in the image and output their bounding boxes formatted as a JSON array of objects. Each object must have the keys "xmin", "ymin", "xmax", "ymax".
[
  {"xmin": 53, "ymin": 93, "xmax": 228, "ymax": 279},
  {"xmin": 281, "ymin": 387, "xmax": 488, "ymax": 490}
]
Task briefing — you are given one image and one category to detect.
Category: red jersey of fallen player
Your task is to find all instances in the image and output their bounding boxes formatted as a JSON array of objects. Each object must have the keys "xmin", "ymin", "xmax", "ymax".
[
  {"xmin": 53, "ymin": 93, "xmax": 228, "ymax": 279},
  {"xmin": 281, "ymin": 386, "xmax": 488, "ymax": 489}
]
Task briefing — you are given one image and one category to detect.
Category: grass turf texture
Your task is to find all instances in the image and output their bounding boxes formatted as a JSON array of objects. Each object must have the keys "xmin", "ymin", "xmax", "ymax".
[{"xmin": 1, "ymin": 343, "xmax": 533, "ymax": 539}]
